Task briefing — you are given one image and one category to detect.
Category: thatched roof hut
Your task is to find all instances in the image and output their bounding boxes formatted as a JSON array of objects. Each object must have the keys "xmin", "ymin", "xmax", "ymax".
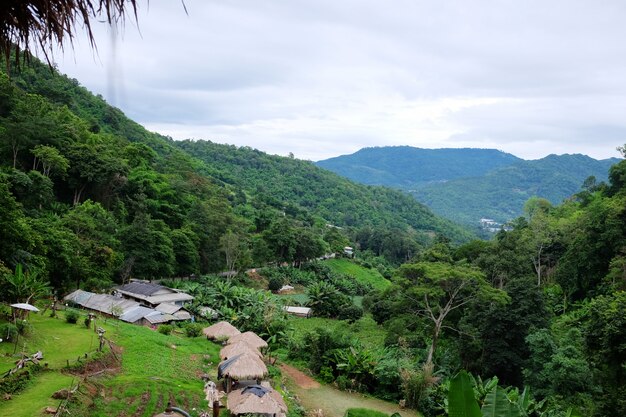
[
  {"xmin": 220, "ymin": 341, "xmax": 263, "ymax": 361},
  {"xmin": 227, "ymin": 331, "xmax": 268, "ymax": 350},
  {"xmin": 227, "ymin": 385, "xmax": 287, "ymax": 416},
  {"xmin": 218, "ymin": 353, "xmax": 268, "ymax": 380},
  {"xmin": 203, "ymin": 321, "xmax": 241, "ymax": 341}
]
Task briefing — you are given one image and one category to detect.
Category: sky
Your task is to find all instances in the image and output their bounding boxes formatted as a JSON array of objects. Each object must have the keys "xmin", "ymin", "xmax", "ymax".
[{"xmin": 50, "ymin": 0, "xmax": 626, "ymax": 161}]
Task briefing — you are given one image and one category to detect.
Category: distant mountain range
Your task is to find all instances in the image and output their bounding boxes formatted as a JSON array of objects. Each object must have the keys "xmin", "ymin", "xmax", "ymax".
[{"xmin": 317, "ymin": 147, "xmax": 620, "ymax": 230}]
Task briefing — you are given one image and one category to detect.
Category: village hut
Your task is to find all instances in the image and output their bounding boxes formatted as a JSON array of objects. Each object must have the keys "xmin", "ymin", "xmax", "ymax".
[
  {"xmin": 220, "ymin": 341, "xmax": 263, "ymax": 360},
  {"xmin": 203, "ymin": 321, "xmax": 241, "ymax": 341},
  {"xmin": 218, "ymin": 352, "xmax": 268, "ymax": 392},
  {"xmin": 227, "ymin": 331, "xmax": 268, "ymax": 350},
  {"xmin": 227, "ymin": 385, "xmax": 287, "ymax": 417}
]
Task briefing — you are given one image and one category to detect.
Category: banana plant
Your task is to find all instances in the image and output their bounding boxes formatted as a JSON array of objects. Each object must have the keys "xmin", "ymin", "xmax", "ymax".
[{"xmin": 481, "ymin": 386, "xmax": 521, "ymax": 417}]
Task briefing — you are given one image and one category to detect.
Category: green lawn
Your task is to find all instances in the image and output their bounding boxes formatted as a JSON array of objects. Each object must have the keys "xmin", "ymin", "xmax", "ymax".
[
  {"xmin": 324, "ymin": 259, "xmax": 391, "ymax": 291},
  {"xmin": 1, "ymin": 312, "xmax": 221, "ymax": 417}
]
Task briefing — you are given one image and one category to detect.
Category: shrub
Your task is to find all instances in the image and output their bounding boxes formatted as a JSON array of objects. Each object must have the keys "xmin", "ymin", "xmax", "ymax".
[
  {"xmin": 84, "ymin": 316, "xmax": 92, "ymax": 328},
  {"xmin": 184, "ymin": 323, "xmax": 202, "ymax": 337},
  {"xmin": 0, "ymin": 322, "xmax": 18, "ymax": 341},
  {"xmin": 338, "ymin": 304, "xmax": 364, "ymax": 323},
  {"xmin": 15, "ymin": 319, "xmax": 32, "ymax": 335},
  {"xmin": 65, "ymin": 310, "xmax": 79, "ymax": 324},
  {"xmin": 268, "ymin": 276, "xmax": 283, "ymax": 292},
  {"xmin": 158, "ymin": 324, "xmax": 173, "ymax": 335}
]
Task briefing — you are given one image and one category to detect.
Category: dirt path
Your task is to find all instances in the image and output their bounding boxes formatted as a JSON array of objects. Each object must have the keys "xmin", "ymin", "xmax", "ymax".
[
  {"xmin": 280, "ymin": 363, "xmax": 419, "ymax": 417},
  {"xmin": 279, "ymin": 364, "xmax": 320, "ymax": 389}
]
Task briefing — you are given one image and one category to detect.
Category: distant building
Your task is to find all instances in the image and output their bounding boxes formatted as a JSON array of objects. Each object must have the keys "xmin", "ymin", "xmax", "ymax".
[
  {"xmin": 343, "ymin": 246, "xmax": 354, "ymax": 257},
  {"xmin": 283, "ymin": 306, "xmax": 312, "ymax": 318}
]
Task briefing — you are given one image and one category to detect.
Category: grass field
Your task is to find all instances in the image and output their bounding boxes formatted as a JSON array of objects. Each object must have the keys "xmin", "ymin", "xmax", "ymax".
[
  {"xmin": 1, "ymin": 312, "xmax": 221, "ymax": 417},
  {"xmin": 324, "ymin": 259, "xmax": 391, "ymax": 291},
  {"xmin": 287, "ymin": 314, "xmax": 386, "ymax": 350}
]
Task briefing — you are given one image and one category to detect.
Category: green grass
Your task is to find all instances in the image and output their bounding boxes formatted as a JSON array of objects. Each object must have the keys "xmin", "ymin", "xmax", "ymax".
[
  {"xmin": 287, "ymin": 315, "xmax": 386, "ymax": 350},
  {"xmin": 0, "ymin": 312, "xmax": 115, "ymax": 370},
  {"xmin": 277, "ymin": 293, "xmax": 310, "ymax": 305},
  {"xmin": 1, "ymin": 312, "xmax": 222, "ymax": 417},
  {"xmin": 0, "ymin": 371, "xmax": 75, "ymax": 416},
  {"xmin": 324, "ymin": 259, "xmax": 391, "ymax": 291},
  {"xmin": 345, "ymin": 408, "xmax": 393, "ymax": 417},
  {"xmin": 81, "ymin": 319, "xmax": 221, "ymax": 417}
]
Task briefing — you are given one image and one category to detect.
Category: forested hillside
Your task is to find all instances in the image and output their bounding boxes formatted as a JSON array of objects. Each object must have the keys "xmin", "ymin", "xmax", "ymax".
[
  {"xmin": 0, "ymin": 56, "xmax": 471, "ymax": 296},
  {"xmin": 413, "ymin": 153, "xmax": 620, "ymax": 225},
  {"xmin": 317, "ymin": 146, "xmax": 521, "ymax": 187},
  {"xmin": 317, "ymin": 146, "xmax": 619, "ymax": 229}
]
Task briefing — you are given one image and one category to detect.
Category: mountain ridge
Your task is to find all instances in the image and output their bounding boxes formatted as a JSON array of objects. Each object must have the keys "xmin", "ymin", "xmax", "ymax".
[{"xmin": 317, "ymin": 146, "xmax": 620, "ymax": 229}]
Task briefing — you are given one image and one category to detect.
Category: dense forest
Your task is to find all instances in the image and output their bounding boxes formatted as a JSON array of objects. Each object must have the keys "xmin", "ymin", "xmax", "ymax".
[
  {"xmin": 0, "ymin": 55, "xmax": 625, "ymax": 417},
  {"xmin": 318, "ymin": 146, "xmax": 619, "ymax": 229},
  {"xmin": 0, "ymin": 56, "xmax": 471, "ymax": 296}
]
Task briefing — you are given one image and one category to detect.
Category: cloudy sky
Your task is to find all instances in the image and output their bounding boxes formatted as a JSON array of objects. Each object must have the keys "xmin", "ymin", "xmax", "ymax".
[{"xmin": 51, "ymin": 0, "xmax": 626, "ymax": 161}]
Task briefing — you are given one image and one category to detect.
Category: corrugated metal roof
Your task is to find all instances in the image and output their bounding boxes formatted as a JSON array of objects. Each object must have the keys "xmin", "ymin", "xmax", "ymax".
[
  {"xmin": 116, "ymin": 281, "xmax": 165, "ymax": 296},
  {"xmin": 144, "ymin": 312, "xmax": 177, "ymax": 324},
  {"xmin": 119, "ymin": 306, "xmax": 155, "ymax": 323},
  {"xmin": 155, "ymin": 302, "xmax": 182, "ymax": 314},
  {"xmin": 64, "ymin": 289, "xmax": 93, "ymax": 305},
  {"xmin": 146, "ymin": 293, "xmax": 194, "ymax": 304}
]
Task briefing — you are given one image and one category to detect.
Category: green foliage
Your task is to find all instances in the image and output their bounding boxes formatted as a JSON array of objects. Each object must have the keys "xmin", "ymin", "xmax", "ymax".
[
  {"xmin": 448, "ymin": 371, "xmax": 482, "ymax": 417},
  {"xmin": 64, "ymin": 310, "xmax": 79, "ymax": 324},
  {"xmin": 0, "ymin": 322, "xmax": 18, "ymax": 341},
  {"xmin": 268, "ymin": 275, "xmax": 284, "ymax": 292},
  {"xmin": 344, "ymin": 408, "xmax": 390, "ymax": 417},
  {"xmin": 157, "ymin": 324, "xmax": 173, "ymax": 335},
  {"xmin": 183, "ymin": 323, "xmax": 202, "ymax": 337}
]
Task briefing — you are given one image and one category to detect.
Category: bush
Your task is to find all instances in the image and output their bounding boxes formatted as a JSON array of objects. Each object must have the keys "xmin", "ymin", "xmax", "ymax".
[
  {"xmin": 0, "ymin": 322, "xmax": 18, "ymax": 341},
  {"xmin": 65, "ymin": 310, "xmax": 79, "ymax": 324},
  {"xmin": 84, "ymin": 316, "xmax": 92, "ymax": 328},
  {"xmin": 158, "ymin": 324, "xmax": 173, "ymax": 335},
  {"xmin": 15, "ymin": 319, "xmax": 32, "ymax": 335},
  {"xmin": 184, "ymin": 323, "xmax": 202, "ymax": 337},
  {"xmin": 268, "ymin": 276, "xmax": 283, "ymax": 292},
  {"xmin": 338, "ymin": 304, "xmax": 364, "ymax": 323}
]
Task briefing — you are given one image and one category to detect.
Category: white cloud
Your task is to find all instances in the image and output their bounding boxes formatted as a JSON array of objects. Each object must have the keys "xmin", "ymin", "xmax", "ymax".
[{"xmin": 50, "ymin": 0, "xmax": 626, "ymax": 160}]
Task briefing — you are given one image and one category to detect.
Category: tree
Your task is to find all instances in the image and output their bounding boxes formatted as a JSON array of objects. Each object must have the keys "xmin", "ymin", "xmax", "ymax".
[
  {"xmin": 396, "ymin": 262, "xmax": 507, "ymax": 366},
  {"xmin": 31, "ymin": 144, "xmax": 69, "ymax": 177},
  {"xmin": 219, "ymin": 230, "xmax": 250, "ymax": 276},
  {"xmin": 0, "ymin": 263, "xmax": 50, "ymax": 304},
  {"xmin": 122, "ymin": 213, "xmax": 175, "ymax": 279},
  {"xmin": 0, "ymin": 0, "xmax": 140, "ymax": 68}
]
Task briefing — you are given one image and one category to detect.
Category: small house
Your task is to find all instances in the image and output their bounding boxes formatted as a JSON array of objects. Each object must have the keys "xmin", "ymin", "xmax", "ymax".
[{"xmin": 114, "ymin": 280, "xmax": 194, "ymax": 307}]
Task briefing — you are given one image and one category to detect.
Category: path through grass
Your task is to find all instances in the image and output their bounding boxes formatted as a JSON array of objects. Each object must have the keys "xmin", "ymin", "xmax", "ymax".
[{"xmin": 281, "ymin": 363, "xmax": 418, "ymax": 417}]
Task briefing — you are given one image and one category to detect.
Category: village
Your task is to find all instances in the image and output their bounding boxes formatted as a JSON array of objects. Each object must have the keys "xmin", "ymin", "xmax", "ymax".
[{"xmin": 59, "ymin": 279, "xmax": 306, "ymax": 416}]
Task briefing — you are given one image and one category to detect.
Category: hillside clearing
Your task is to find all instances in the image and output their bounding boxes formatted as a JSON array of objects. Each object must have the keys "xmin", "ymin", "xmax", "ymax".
[{"xmin": 324, "ymin": 259, "xmax": 391, "ymax": 291}]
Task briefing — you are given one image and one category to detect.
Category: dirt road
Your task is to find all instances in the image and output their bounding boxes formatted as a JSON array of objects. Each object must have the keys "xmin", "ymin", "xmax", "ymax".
[{"xmin": 280, "ymin": 363, "xmax": 419, "ymax": 417}]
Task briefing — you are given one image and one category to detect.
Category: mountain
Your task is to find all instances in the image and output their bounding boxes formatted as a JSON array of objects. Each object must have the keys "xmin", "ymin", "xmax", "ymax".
[
  {"xmin": 174, "ymin": 140, "xmax": 475, "ymax": 245},
  {"xmin": 317, "ymin": 146, "xmax": 521, "ymax": 188},
  {"xmin": 413, "ymin": 153, "xmax": 619, "ymax": 226},
  {"xmin": 317, "ymin": 147, "xmax": 620, "ymax": 229}
]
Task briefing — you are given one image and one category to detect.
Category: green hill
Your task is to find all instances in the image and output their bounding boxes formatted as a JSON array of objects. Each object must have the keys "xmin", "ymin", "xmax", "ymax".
[
  {"xmin": 317, "ymin": 146, "xmax": 521, "ymax": 187},
  {"xmin": 413, "ymin": 153, "xmax": 619, "ymax": 225},
  {"xmin": 317, "ymin": 146, "xmax": 619, "ymax": 229}
]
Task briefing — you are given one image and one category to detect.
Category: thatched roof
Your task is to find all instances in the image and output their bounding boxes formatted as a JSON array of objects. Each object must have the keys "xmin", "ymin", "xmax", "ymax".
[
  {"xmin": 227, "ymin": 385, "xmax": 287, "ymax": 416},
  {"xmin": 218, "ymin": 353, "xmax": 268, "ymax": 380},
  {"xmin": 227, "ymin": 331, "xmax": 268, "ymax": 350},
  {"xmin": 220, "ymin": 341, "xmax": 263, "ymax": 361},
  {"xmin": 203, "ymin": 321, "xmax": 241, "ymax": 341}
]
